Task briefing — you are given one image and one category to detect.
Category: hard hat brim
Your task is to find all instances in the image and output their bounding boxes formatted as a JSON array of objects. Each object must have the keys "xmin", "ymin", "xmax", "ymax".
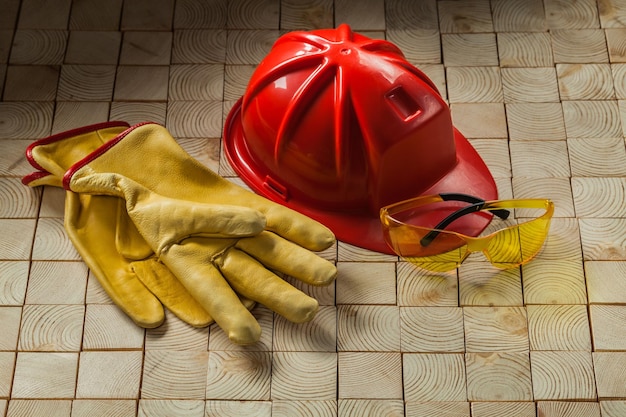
[{"xmin": 224, "ymin": 98, "xmax": 498, "ymax": 255}]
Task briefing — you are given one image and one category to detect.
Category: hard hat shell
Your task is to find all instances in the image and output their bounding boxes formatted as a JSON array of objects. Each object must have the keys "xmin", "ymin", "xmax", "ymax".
[{"xmin": 224, "ymin": 24, "xmax": 497, "ymax": 254}]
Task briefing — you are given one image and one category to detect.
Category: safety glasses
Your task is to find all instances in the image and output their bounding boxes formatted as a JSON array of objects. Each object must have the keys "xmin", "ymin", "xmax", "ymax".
[{"xmin": 380, "ymin": 193, "xmax": 554, "ymax": 272}]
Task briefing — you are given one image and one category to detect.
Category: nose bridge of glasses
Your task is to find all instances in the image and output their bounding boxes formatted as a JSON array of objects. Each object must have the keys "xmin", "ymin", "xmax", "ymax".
[{"xmin": 464, "ymin": 235, "xmax": 492, "ymax": 252}]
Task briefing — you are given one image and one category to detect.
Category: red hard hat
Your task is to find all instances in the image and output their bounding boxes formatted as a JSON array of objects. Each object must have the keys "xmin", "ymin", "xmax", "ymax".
[{"xmin": 224, "ymin": 24, "xmax": 497, "ymax": 254}]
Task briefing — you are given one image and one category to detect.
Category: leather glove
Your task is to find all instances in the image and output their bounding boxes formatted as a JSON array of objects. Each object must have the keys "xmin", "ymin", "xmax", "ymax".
[
  {"xmin": 23, "ymin": 122, "xmax": 255, "ymax": 328},
  {"xmin": 60, "ymin": 122, "xmax": 337, "ymax": 345}
]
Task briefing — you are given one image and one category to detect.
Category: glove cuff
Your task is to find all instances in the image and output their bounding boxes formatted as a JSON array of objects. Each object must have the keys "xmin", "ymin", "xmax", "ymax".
[
  {"xmin": 25, "ymin": 121, "xmax": 130, "ymax": 171},
  {"xmin": 62, "ymin": 122, "xmax": 157, "ymax": 190}
]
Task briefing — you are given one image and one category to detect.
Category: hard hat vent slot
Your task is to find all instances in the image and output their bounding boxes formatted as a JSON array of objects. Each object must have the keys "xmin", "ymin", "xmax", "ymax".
[
  {"xmin": 386, "ymin": 87, "xmax": 421, "ymax": 121},
  {"xmin": 263, "ymin": 175, "xmax": 289, "ymax": 201}
]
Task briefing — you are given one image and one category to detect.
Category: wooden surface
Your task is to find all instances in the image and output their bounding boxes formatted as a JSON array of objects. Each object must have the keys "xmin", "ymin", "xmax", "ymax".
[{"xmin": 2, "ymin": 0, "xmax": 626, "ymax": 416}]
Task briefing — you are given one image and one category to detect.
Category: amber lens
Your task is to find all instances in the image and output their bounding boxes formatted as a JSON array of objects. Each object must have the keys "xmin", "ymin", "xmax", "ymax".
[
  {"xmin": 486, "ymin": 214, "xmax": 552, "ymax": 269},
  {"xmin": 382, "ymin": 223, "xmax": 469, "ymax": 271}
]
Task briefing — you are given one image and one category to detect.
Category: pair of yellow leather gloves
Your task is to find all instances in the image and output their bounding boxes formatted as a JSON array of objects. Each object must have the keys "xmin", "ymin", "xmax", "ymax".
[{"xmin": 23, "ymin": 121, "xmax": 337, "ymax": 345}]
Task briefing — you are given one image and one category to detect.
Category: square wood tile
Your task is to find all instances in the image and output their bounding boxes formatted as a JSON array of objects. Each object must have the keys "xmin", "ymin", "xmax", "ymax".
[
  {"xmin": 404, "ymin": 353, "xmax": 466, "ymax": 402},
  {"xmin": 594, "ymin": 352, "xmax": 626, "ymax": 398},
  {"xmin": 18, "ymin": 305, "xmax": 84, "ymax": 352},
  {"xmin": 0, "ymin": 262, "xmax": 28, "ymax": 306},
  {"xmin": 589, "ymin": 305, "xmax": 626, "ymax": 350},
  {"xmin": 527, "ymin": 305, "xmax": 591, "ymax": 351},
  {"xmin": 12, "ymin": 352, "xmax": 78, "ymax": 399},
  {"xmin": 545, "ymin": 0, "xmax": 599, "ymax": 29},
  {"xmin": 336, "ymin": 262, "xmax": 396, "ymax": 304},
  {"xmin": 75, "ymin": 351, "xmax": 143, "ymax": 399},
  {"xmin": 585, "ymin": 261, "xmax": 626, "ymax": 303},
  {"xmin": 464, "ymin": 307, "xmax": 529, "ymax": 352},
  {"xmin": 502, "ymin": 67, "xmax": 560, "ymax": 103},
  {"xmin": 466, "ymin": 352, "xmax": 533, "ymax": 401},
  {"xmin": 82, "ymin": 305, "xmax": 145, "ymax": 350},
  {"xmin": 531, "ymin": 351, "xmax": 597, "ymax": 400},
  {"xmin": 142, "ymin": 351, "xmax": 208, "ymax": 399},
  {"xmin": 272, "ymin": 352, "xmax": 336, "ymax": 400},
  {"xmin": 400, "ymin": 307, "xmax": 465, "ymax": 353},
  {"xmin": 492, "ymin": 0, "xmax": 546, "ymax": 31},
  {"xmin": 497, "ymin": 32, "xmax": 554, "ymax": 67},
  {"xmin": 338, "ymin": 352, "xmax": 402, "ymax": 399},
  {"xmin": 337, "ymin": 305, "xmax": 400, "ymax": 352}
]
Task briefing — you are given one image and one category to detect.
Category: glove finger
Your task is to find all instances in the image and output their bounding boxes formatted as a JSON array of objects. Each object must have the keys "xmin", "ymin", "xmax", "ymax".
[
  {"xmin": 235, "ymin": 231, "xmax": 337, "ymax": 287},
  {"xmin": 132, "ymin": 258, "xmax": 213, "ymax": 328},
  {"xmin": 65, "ymin": 192, "xmax": 165, "ymax": 328},
  {"xmin": 132, "ymin": 194, "xmax": 266, "ymax": 243},
  {"xmin": 258, "ymin": 202, "xmax": 336, "ymax": 252},
  {"xmin": 163, "ymin": 239, "xmax": 262, "ymax": 345},
  {"xmin": 218, "ymin": 247, "xmax": 320, "ymax": 323}
]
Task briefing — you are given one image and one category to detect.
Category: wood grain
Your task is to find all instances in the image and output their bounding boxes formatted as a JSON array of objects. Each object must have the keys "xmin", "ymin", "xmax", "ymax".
[
  {"xmin": 280, "ymin": 0, "xmax": 334, "ymax": 30},
  {"xmin": 169, "ymin": 64, "xmax": 224, "ymax": 101},
  {"xmin": 336, "ymin": 262, "xmax": 397, "ymax": 305},
  {"xmin": 225, "ymin": 30, "xmax": 279, "ymax": 65},
  {"xmin": 10, "ymin": 30, "xmax": 67, "ymax": 65},
  {"xmin": 545, "ymin": 0, "xmax": 600, "ymax": 29},
  {"xmin": 531, "ymin": 351, "xmax": 596, "ymax": 400},
  {"xmin": 338, "ymin": 352, "xmax": 402, "ymax": 399},
  {"xmin": 551, "ymin": 29, "xmax": 609, "ymax": 63},
  {"xmin": 338, "ymin": 399, "xmax": 404, "ymax": 417},
  {"xmin": 510, "ymin": 141, "xmax": 570, "ymax": 177},
  {"xmin": 502, "ymin": 67, "xmax": 560, "ymax": 103},
  {"xmin": 227, "ymin": 0, "xmax": 279, "ymax": 29},
  {"xmin": 442, "ymin": 33, "xmax": 499, "ymax": 67},
  {"xmin": 0, "ymin": 261, "xmax": 28, "ymax": 306},
  {"xmin": 594, "ymin": 352, "xmax": 626, "ymax": 398},
  {"xmin": 400, "ymin": 307, "xmax": 465, "ymax": 353},
  {"xmin": 83, "ymin": 305, "xmax": 145, "ymax": 350},
  {"xmin": 585, "ymin": 261, "xmax": 626, "ymax": 303},
  {"xmin": 580, "ymin": 218, "xmax": 626, "ymax": 260},
  {"xmin": 527, "ymin": 305, "xmax": 591, "ymax": 351},
  {"xmin": 206, "ymin": 351, "xmax": 271, "ymax": 400},
  {"xmin": 166, "ymin": 101, "xmax": 223, "ymax": 138},
  {"xmin": 18, "ymin": 305, "xmax": 84, "ymax": 352},
  {"xmin": 337, "ymin": 305, "xmax": 400, "ymax": 352},
  {"xmin": 205, "ymin": 400, "xmax": 271, "ymax": 417},
  {"xmin": 459, "ymin": 265, "xmax": 523, "ymax": 307},
  {"xmin": 142, "ymin": 351, "xmax": 208, "ymax": 399},
  {"xmin": 568, "ymin": 137, "xmax": 626, "ymax": 177},
  {"xmin": 274, "ymin": 305, "xmax": 336, "ymax": 352},
  {"xmin": 447, "ymin": 67, "xmax": 502, "ymax": 103},
  {"xmin": 397, "ymin": 262, "xmax": 459, "ymax": 307},
  {"xmin": 522, "ymin": 259, "xmax": 588, "ymax": 305},
  {"xmin": 506, "ymin": 102, "xmax": 566, "ymax": 140},
  {"xmin": 272, "ymin": 352, "xmax": 336, "ymax": 400},
  {"xmin": 471, "ymin": 401, "xmax": 536, "ymax": 417},
  {"xmin": 438, "ymin": 0, "xmax": 493, "ymax": 33},
  {"xmin": 403, "ymin": 353, "xmax": 466, "ymax": 401},
  {"xmin": 139, "ymin": 400, "xmax": 205, "ymax": 417},
  {"xmin": 498, "ymin": 32, "xmax": 553, "ymax": 67},
  {"xmin": 0, "ymin": 102, "xmax": 53, "ymax": 139},
  {"xmin": 272, "ymin": 400, "xmax": 336, "ymax": 417},
  {"xmin": 491, "ymin": 0, "xmax": 546, "ymax": 31},
  {"xmin": 589, "ymin": 305, "xmax": 626, "ymax": 350},
  {"xmin": 405, "ymin": 402, "xmax": 470, "ymax": 417},
  {"xmin": 557, "ymin": 63, "xmax": 615, "ymax": 100},
  {"xmin": 536, "ymin": 401, "xmax": 601, "ymax": 417},
  {"xmin": 573, "ymin": 177, "xmax": 626, "ymax": 217},
  {"xmin": 465, "ymin": 352, "xmax": 533, "ymax": 401},
  {"xmin": 464, "ymin": 307, "xmax": 529, "ymax": 352}
]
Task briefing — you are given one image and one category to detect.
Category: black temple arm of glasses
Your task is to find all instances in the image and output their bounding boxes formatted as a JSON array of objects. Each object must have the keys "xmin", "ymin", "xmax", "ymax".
[{"xmin": 420, "ymin": 193, "xmax": 511, "ymax": 247}]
